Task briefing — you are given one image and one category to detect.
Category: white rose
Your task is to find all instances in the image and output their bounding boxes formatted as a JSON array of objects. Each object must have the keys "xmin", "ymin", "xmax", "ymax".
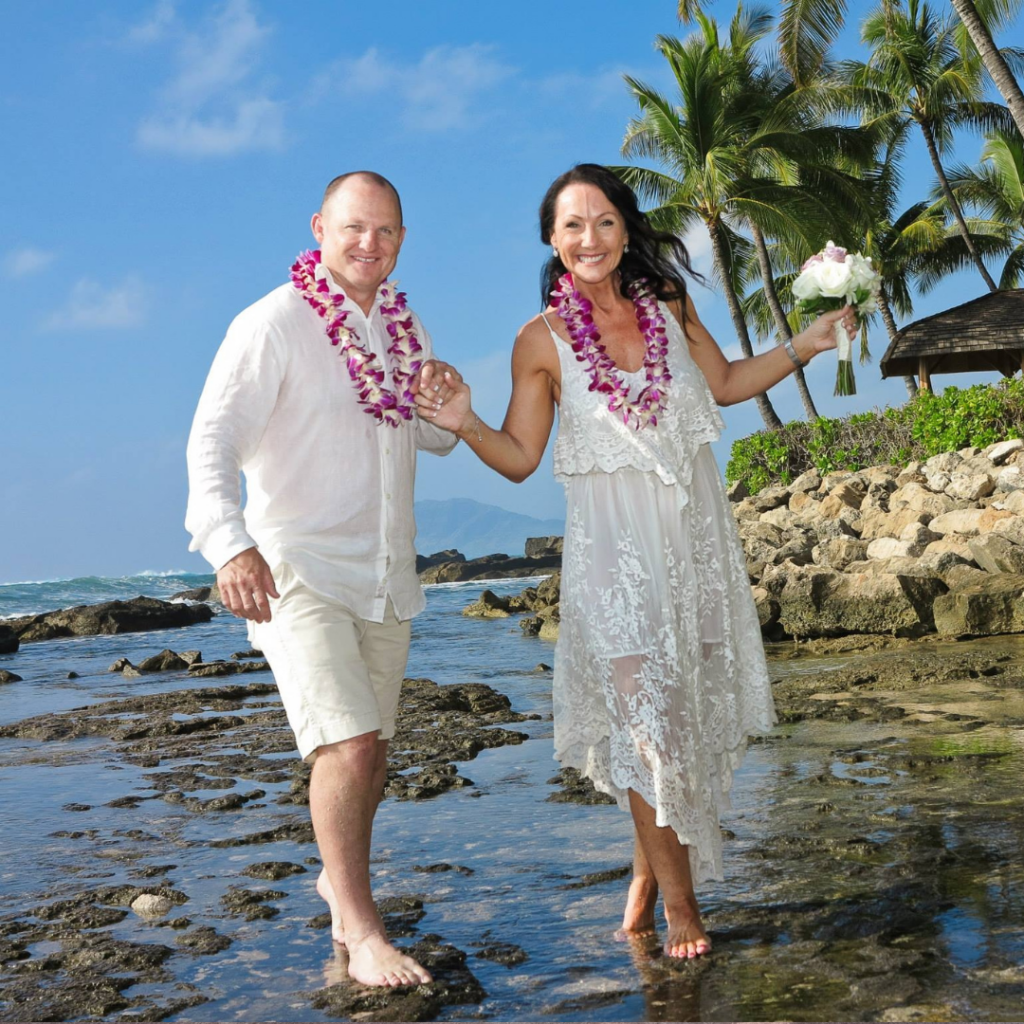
[
  {"xmin": 791, "ymin": 268, "xmax": 822, "ymax": 301},
  {"xmin": 814, "ymin": 259, "xmax": 853, "ymax": 298}
]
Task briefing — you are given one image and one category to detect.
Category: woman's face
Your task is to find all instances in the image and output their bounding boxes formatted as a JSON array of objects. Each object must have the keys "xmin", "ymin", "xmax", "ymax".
[{"xmin": 549, "ymin": 182, "xmax": 629, "ymax": 289}]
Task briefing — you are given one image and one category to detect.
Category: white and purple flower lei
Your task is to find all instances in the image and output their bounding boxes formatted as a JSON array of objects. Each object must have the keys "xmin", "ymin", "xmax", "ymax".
[
  {"xmin": 551, "ymin": 272, "xmax": 671, "ymax": 430},
  {"xmin": 289, "ymin": 249, "xmax": 423, "ymax": 427}
]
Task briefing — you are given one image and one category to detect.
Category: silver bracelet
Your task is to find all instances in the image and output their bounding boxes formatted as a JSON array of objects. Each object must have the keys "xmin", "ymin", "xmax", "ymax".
[
  {"xmin": 782, "ymin": 336, "xmax": 804, "ymax": 368},
  {"xmin": 460, "ymin": 413, "xmax": 483, "ymax": 444}
]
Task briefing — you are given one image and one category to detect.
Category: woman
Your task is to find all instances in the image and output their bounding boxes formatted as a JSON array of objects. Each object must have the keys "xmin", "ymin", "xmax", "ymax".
[{"xmin": 418, "ymin": 164, "xmax": 854, "ymax": 959}]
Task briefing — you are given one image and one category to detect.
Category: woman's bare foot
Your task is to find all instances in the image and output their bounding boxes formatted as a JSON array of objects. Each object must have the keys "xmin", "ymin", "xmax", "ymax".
[
  {"xmin": 663, "ymin": 898, "xmax": 711, "ymax": 959},
  {"xmin": 617, "ymin": 875, "xmax": 658, "ymax": 938},
  {"xmin": 316, "ymin": 869, "xmax": 346, "ymax": 947},
  {"xmin": 346, "ymin": 931, "xmax": 433, "ymax": 988}
]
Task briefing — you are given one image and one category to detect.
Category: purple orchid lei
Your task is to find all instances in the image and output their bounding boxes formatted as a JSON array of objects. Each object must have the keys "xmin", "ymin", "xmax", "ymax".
[
  {"xmin": 289, "ymin": 249, "xmax": 423, "ymax": 427},
  {"xmin": 551, "ymin": 272, "xmax": 671, "ymax": 430}
]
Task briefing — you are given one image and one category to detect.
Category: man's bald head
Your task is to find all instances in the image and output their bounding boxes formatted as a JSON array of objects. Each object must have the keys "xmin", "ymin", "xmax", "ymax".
[{"xmin": 321, "ymin": 171, "xmax": 403, "ymax": 225}]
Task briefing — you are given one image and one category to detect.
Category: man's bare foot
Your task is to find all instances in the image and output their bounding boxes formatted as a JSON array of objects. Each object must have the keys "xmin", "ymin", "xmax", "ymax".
[
  {"xmin": 316, "ymin": 869, "xmax": 346, "ymax": 947},
  {"xmin": 346, "ymin": 932, "xmax": 432, "ymax": 987},
  {"xmin": 663, "ymin": 898, "xmax": 711, "ymax": 959},
  {"xmin": 617, "ymin": 875, "xmax": 658, "ymax": 939}
]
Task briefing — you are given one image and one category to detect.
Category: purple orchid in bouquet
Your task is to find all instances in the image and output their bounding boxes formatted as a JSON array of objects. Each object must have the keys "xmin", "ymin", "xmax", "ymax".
[{"xmin": 791, "ymin": 241, "xmax": 880, "ymax": 396}]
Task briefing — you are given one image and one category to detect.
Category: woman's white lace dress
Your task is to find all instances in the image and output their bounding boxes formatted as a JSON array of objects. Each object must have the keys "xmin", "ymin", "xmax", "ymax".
[{"xmin": 548, "ymin": 303, "xmax": 777, "ymax": 884}]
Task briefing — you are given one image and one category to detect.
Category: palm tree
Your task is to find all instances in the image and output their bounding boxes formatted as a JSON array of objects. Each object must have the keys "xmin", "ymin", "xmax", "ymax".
[
  {"xmin": 617, "ymin": 10, "xmax": 876, "ymax": 426},
  {"xmin": 950, "ymin": 0, "xmax": 1024, "ymax": 140},
  {"xmin": 848, "ymin": 0, "xmax": 1012, "ymax": 292},
  {"xmin": 945, "ymin": 128, "xmax": 1024, "ymax": 287}
]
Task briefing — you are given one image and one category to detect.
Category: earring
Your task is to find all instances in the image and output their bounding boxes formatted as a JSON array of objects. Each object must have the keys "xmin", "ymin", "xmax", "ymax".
[
  {"xmin": 624, "ymin": 243, "xmax": 630, "ymax": 253},
  {"xmin": 552, "ymin": 246, "xmax": 559, "ymax": 258}
]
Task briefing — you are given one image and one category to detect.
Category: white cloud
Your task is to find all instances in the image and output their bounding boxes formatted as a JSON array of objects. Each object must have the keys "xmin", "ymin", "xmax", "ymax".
[
  {"xmin": 536, "ymin": 69, "xmax": 631, "ymax": 111},
  {"xmin": 136, "ymin": 0, "xmax": 284, "ymax": 158},
  {"xmin": 4, "ymin": 247, "xmax": 56, "ymax": 277},
  {"xmin": 125, "ymin": 0, "xmax": 176, "ymax": 45},
  {"xmin": 324, "ymin": 44, "xmax": 514, "ymax": 132},
  {"xmin": 44, "ymin": 277, "xmax": 147, "ymax": 331}
]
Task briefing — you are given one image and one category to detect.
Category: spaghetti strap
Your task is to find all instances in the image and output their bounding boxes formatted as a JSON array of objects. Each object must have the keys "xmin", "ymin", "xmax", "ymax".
[{"xmin": 540, "ymin": 312, "xmax": 557, "ymax": 337}]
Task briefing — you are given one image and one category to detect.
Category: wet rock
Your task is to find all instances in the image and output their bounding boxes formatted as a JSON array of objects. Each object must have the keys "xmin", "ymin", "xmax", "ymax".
[
  {"xmin": 179, "ymin": 649, "xmax": 203, "ymax": 666},
  {"xmin": 66, "ymin": 671, "xmax": 79, "ymax": 679},
  {"xmin": 230, "ymin": 648, "xmax": 263, "ymax": 660},
  {"xmin": 241, "ymin": 861, "xmax": 307, "ymax": 881},
  {"xmin": 170, "ymin": 584, "xmax": 221, "ymax": 604},
  {"xmin": 108, "ymin": 657, "xmax": 134, "ymax": 673},
  {"xmin": 462, "ymin": 589, "xmax": 513, "ymax": 618},
  {"xmin": 176, "ymin": 926, "xmax": 232, "ymax": 955},
  {"xmin": 934, "ymin": 575, "xmax": 1024, "ymax": 637},
  {"xmin": 546, "ymin": 767, "xmax": 616, "ymax": 805},
  {"xmin": 137, "ymin": 649, "xmax": 190, "ymax": 673},
  {"xmin": 377, "ymin": 895, "xmax": 427, "ymax": 936},
  {"xmin": 473, "ymin": 941, "xmax": 528, "ymax": 967},
  {"xmin": 187, "ymin": 659, "xmax": 271, "ymax": 677},
  {"xmin": 309, "ymin": 936, "xmax": 485, "ymax": 1021},
  {"xmin": 0, "ymin": 625, "xmax": 18, "ymax": 654},
  {"xmin": 415, "ymin": 549, "xmax": 465, "ymax": 573},
  {"xmin": 130, "ymin": 894, "xmax": 175, "ymax": 917},
  {"xmin": 5, "ymin": 596, "xmax": 214, "ymax": 644},
  {"xmin": 561, "ymin": 864, "xmax": 631, "ymax": 889},
  {"xmin": 62, "ymin": 803, "xmax": 91, "ymax": 812},
  {"xmin": 525, "ymin": 535, "xmax": 563, "ymax": 557},
  {"xmin": 420, "ymin": 552, "xmax": 561, "ymax": 584},
  {"xmin": 413, "ymin": 863, "xmax": 474, "ymax": 876},
  {"xmin": 0, "ymin": 670, "xmax": 22, "ymax": 684},
  {"xmin": 220, "ymin": 886, "xmax": 285, "ymax": 921},
  {"xmin": 534, "ymin": 663, "xmax": 552, "ymax": 672}
]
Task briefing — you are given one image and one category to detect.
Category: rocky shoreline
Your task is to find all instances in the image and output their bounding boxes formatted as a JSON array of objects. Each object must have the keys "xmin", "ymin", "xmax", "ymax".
[{"xmin": 467, "ymin": 439, "xmax": 1024, "ymax": 645}]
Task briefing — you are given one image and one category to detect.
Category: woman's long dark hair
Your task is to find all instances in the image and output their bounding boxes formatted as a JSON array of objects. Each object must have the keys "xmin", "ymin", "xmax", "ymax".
[{"xmin": 539, "ymin": 163, "xmax": 701, "ymax": 310}]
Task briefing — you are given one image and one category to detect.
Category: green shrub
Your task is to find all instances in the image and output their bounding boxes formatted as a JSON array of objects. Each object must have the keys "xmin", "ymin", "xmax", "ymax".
[{"xmin": 726, "ymin": 379, "xmax": 1024, "ymax": 495}]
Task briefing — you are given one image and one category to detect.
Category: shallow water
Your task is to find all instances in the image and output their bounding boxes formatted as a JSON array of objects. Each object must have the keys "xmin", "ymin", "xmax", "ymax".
[{"xmin": 2, "ymin": 581, "xmax": 1023, "ymax": 1021}]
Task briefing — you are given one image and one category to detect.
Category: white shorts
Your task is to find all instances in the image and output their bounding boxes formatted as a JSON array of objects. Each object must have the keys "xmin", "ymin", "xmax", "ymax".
[{"xmin": 251, "ymin": 563, "xmax": 410, "ymax": 762}]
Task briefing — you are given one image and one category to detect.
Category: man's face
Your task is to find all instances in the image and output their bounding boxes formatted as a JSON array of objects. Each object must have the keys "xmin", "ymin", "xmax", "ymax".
[{"xmin": 311, "ymin": 177, "xmax": 406, "ymax": 302}]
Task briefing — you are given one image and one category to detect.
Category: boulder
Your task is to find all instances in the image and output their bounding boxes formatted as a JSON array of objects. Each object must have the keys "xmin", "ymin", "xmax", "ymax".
[
  {"xmin": 732, "ymin": 497, "xmax": 762, "ymax": 522},
  {"xmin": 419, "ymin": 553, "xmax": 561, "ymax": 584},
  {"xmin": 858, "ymin": 508, "xmax": 931, "ymax": 541},
  {"xmin": 789, "ymin": 491, "xmax": 818, "ymax": 513},
  {"xmin": 131, "ymin": 894, "xmax": 175, "ymax": 918},
  {"xmin": 812, "ymin": 537, "xmax": 870, "ymax": 570},
  {"xmin": 137, "ymin": 650, "xmax": 190, "ymax": 673},
  {"xmin": 726, "ymin": 479, "xmax": 750, "ymax": 502},
  {"xmin": 995, "ymin": 465, "xmax": 1024, "ymax": 493},
  {"xmin": 924, "ymin": 451, "xmax": 962, "ymax": 475},
  {"xmin": 992, "ymin": 517, "xmax": 1024, "ymax": 547},
  {"xmin": 750, "ymin": 484, "xmax": 791, "ymax": 512},
  {"xmin": 5, "ymin": 597, "xmax": 214, "ymax": 644},
  {"xmin": 416, "ymin": 549, "xmax": 466, "ymax": 573},
  {"xmin": 946, "ymin": 469, "xmax": 995, "ymax": 502},
  {"xmin": 943, "ymin": 564, "xmax": 993, "ymax": 590},
  {"xmin": 0, "ymin": 626, "xmax": 18, "ymax": 655},
  {"xmin": 889, "ymin": 482, "xmax": 955, "ymax": 518},
  {"xmin": 774, "ymin": 564, "xmax": 945, "ymax": 638},
  {"xmin": 923, "ymin": 537, "xmax": 976, "ymax": 562},
  {"xmin": 790, "ymin": 468, "xmax": 822, "ymax": 494},
  {"xmin": 968, "ymin": 534, "xmax": 1024, "ymax": 575},
  {"xmin": 0, "ymin": 670, "xmax": 22, "ymax": 684},
  {"xmin": 917, "ymin": 548, "xmax": 972, "ymax": 581},
  {"xmin": 844, "ymin": 557, "xmax": 925, "ymax": 577},
  {"xmin": 462, "ymin": 590, "xmax": 513, "ymax": 618},
  {"xmin": 929, "ymin": 508, "xmax": 1012, "ymax": 537},
  {"xmin": 924, "ymin": 470, "xmax": 952, "ymax": 493},
  {"xmin": 170, "ymin": 584, "xmax": 222, "ymax": 604},
  {"xmin": 986, "ymin": 438, "xmax": 1024, "ymax": 465},
  {"xmin": 997, "ymin": 491, "xmax": 1024, "ymax": 514},
  {"xmin": 524, "ymin": 536, "xmax": 564, "ymax": 558},
  {"xmin": 934, "ymin": 574, "xmax": 1024, "ymax": 636},
  {"xmin": 760, "ymin": 506, "xmax": 797, "ymax": 530},
  {"xmin": 895, "ymin": 461, "xmax": 926, "ymax": 486},
  {"xmin": 866, "ymin": 538, "xmax": 918, "ymax": 560}
]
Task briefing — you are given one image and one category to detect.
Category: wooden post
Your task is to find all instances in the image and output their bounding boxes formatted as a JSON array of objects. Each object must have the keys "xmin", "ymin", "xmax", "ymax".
[{"xmin": 918, "ymin": 358, "xmax": 932, "ymax": 392}]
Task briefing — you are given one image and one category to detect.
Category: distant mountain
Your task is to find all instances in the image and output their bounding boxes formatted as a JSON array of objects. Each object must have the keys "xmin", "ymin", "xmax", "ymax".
[{"xmin": 413, "ymin": 498, "xmax": 564, "ymax": 560}]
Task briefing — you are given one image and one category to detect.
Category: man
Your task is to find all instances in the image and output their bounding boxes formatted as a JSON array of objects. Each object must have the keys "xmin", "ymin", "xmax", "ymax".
[{"xmin": 186, "ymin": 171, "xmax": 457, "ymax": 988}]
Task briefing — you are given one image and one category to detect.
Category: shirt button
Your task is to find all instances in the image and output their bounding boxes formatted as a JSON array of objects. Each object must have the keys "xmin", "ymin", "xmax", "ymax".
[
  {"xmin": 385, "ymin": 447, "xmax": 391, "ymax": 455},
  {"xmin": 385, "ymin": 493, "xmax": 392, "ymax": 500}
]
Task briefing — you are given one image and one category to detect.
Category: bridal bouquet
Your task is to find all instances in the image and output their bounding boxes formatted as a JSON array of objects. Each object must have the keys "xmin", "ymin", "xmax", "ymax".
[{"xmin": 791, "ymin": 241, "xmax": 881, "ymax": 396}]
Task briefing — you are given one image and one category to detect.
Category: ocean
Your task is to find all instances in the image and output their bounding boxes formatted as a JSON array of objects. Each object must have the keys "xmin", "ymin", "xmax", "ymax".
[{"xmin": 2, "ymin": 573, "xmax": 1023, "ymax": 1021}]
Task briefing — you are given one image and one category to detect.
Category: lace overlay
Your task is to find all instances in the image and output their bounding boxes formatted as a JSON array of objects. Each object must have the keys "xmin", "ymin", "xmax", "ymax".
[{"xmin": 548, "ymin": 305, "xmax": 776, "ymax": 883}]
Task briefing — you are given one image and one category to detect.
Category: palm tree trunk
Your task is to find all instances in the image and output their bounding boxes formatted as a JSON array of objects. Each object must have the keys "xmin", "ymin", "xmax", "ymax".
[
  {"xmin": 950, "ymin": 0, "xmax": 1024, "ymax": 141},
  {"xmin": 918, "ymin": 117, "xmax": 1000, "ymax": 292},
  {"xmin": 878, "ymin": 286, "xmax": 918, "ymax": 398},
  {"xmin": 750, "ymin": 223, "xmax": 820, "ymax": 420},
  {"xmin": 707, "ymin": 221, "xmax": 784, "ymax": 430}
]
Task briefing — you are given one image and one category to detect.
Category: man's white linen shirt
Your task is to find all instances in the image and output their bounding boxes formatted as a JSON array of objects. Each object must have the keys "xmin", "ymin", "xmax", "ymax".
[{"xmin": 186, "ymin": 264, "xmax": 457, "ymax": 623}]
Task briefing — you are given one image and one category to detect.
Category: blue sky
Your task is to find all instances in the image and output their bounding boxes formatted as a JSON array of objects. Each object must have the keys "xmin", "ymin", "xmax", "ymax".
[{"xmin": 1, "ymin": 0, "xmax": 1017, "ymax": 582}]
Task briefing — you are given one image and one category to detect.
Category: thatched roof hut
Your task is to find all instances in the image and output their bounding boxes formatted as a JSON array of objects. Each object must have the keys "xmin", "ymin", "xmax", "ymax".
[{"xmin": 880, "ymin": 289, "xmax": 1024, "ymax": 389}]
